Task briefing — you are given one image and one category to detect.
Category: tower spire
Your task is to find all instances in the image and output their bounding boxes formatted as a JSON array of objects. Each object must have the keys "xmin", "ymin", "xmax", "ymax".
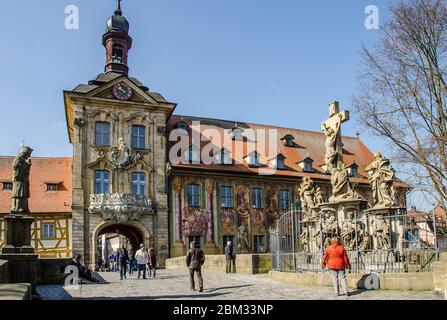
[
  {"xmin": 103, "ymin": 0, "xmax": 132, "ymax": 75},
  {"xmin": 115, "ymin": 0, "xmax": 122, "ymax": 16}
]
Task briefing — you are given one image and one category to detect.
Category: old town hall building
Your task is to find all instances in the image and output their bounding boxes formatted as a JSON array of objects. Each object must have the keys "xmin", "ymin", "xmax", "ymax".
[{"xmin": 0, "ymin": 3, "xmax": 408, "ymax": 267}]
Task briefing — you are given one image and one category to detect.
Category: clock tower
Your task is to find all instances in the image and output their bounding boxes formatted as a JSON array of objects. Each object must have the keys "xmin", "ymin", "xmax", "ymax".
[
  {"xmin": 64, "ymin": 1, "xmax": 176, "ymax": 268},
  {"xmin": 103, "ymin": 0, "xmax": 132, "ymax": 75}
]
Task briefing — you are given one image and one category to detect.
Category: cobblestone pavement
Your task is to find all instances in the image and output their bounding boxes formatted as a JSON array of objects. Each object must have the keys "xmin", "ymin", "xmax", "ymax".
[{"xmin": 37, "ymin": 269, "xmax": 439, "ymax": 300}]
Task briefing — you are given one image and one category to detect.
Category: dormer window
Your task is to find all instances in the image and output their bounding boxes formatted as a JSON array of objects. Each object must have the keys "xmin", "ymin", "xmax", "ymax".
[
  {"xmin": 220, "ymin": 149, "xmax": 232, "ymax": 165},
  {"xmin": 232, "ymin": 124, "xmax": 244, "ymax": 141},
  {"xmin": 112, "ymin": 44, "xmax": 123, "ymax": 63},
  {"xmin": 2, "ymin": 182, "xmax": 12, "ymax": 190},
  {"xmin": 348, "ymin": 163, "xmax": 359, "ymax": 177},
  {"xmin": 298, "ymin": 156, "xmax": 314, "ymax": 173},
  {"xmin": 283, "ymin": 135, "xmax": 295, "ymax": 147},
  {"xmin": 187, "ymin": 146, "xmax": 200, "ymax": 163},
  {"xmin": 277, "ymin": 156, "xmax": 286, "ymax": 170},
  {"xmin": 304, "ymin": 160, "xmax": 313, "ymax": 172},
  {"xmin": 175, "ymin": 121, "xmax": 189, "ymax": 136},
  {"xmin": 269, "ymin": 154, "xmax": 286, "ymax": 170},
  {"xmin": 46, "ymin": 184, "xmax": 58, "ymax": 192},
  {"xmin": 247, "ymin": 152, "xmax": 261, "ymax": 167}
]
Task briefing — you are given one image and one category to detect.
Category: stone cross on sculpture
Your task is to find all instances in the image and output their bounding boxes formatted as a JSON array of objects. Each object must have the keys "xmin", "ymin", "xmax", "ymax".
[
  {"xmin": 321, "ymin": 101, "xmax": 350, "ymax": 172},
  {"xmin": 11, "ymin": 146, "xmax": 33, "ymax": 215}
]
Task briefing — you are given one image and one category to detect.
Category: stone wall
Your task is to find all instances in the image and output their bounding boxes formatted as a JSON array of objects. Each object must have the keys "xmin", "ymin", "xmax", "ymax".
[
  {"xmin": 433, "ymin": 252, "xmax": 447, "ymax": 299},
  {"xmin": 37, "ymin": 258, "xmax": 71, "ymax": 285},
  {"xmin": 0, "ymin": 260, "xmax": 9, "ymax": 284},
  {"xmin": 268, "ymin": 270, "xmax": 434, "ymax": 291},
  {"xmin": 166, "ymin": 254, "xmax": 272, "ymax": 274}
]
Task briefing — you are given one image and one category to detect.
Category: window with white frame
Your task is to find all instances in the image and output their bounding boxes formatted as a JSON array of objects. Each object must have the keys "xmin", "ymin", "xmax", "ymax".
[
  {"xmin": 187, "ymin": 184, "xmax": 200, "ymax": 207},
  {"xmin": 280, "ymin": 190, "xmax": 290, "ymax": 211},
  {"xmin": 252, "ymin": 188, "xmax": 263, "ymax": 209},
  {"xmin": 94, "ymin": 170, "xmax": 110, "ymax": 194},
  {"xmin": 221, "ymin": 186, "xmax": 233, "ymax": 208},
  {"xmin": 132, "ymin": 172, "xmax": 146, "ymax": 196},
  {"xmin": 42, "ymin": 223, "xmax": 55, "ymax": 239},
  {"xmin": 131, "ymin": 125, "xmax": 146, "ymax": 149},
  {"xmin": 95, "ymin": 122, "xmax": 111, "ymax": 146}
]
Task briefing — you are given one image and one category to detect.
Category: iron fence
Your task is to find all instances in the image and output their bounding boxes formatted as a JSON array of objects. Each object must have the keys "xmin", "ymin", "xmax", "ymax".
[{"xmin": 269, "ymin": 207, "xmax": 441, "ymax": 273}]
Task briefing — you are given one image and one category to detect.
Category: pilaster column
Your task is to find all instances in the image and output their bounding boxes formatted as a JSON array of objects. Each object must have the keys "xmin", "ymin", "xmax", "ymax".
[{"xmin": 206, "ymin": 182, "xmax": 215, "ymax": 243}]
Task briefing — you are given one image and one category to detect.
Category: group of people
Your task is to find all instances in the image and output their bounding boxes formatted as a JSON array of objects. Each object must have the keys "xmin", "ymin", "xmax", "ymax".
[
  {"xmin": 116, "ymin": 244, "xmax": 158, "ymax": 280},
  {"xmin": 70, "ymin": 237, "xmax": 350, "ymax": 297}
]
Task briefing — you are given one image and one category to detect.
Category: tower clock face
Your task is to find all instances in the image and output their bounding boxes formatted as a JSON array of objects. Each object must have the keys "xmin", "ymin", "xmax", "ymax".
[{"xmin": 113, "ymin": 82, "xmax": 133, "ymax": 101}]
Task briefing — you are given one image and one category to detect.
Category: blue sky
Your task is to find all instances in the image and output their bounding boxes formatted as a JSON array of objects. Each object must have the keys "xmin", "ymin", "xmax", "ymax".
[{"xmin": 2, "ymin": 1, "xmax": 428, "ymax": 207}]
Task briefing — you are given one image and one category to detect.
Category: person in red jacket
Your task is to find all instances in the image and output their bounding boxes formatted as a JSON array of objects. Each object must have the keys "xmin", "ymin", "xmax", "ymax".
[{"xmin": 322, "ymin": 236, "xmax": 350, "ymax": 296}]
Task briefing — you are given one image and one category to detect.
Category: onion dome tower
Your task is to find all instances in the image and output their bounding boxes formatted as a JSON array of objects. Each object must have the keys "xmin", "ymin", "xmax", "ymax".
[{"xmin": 103, "ymin": 0, "xmax": 132, "ymax": 75}]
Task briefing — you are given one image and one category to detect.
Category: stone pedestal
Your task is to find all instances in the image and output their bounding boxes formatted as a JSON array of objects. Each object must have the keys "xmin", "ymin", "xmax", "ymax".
[
  {"xmin": 171, "ymin": 241, "xmax": 186, "ymax": 258},
  {"xmin": 0, "ymin": 214, "xmax": 38, "ymax": 295},
  {"xmin": 1, "ymin": 214, "xmax": 35, "ymax": 254},
  {"xmin": 364, "ymin": 206, "xmax": 406, "ymax": 251},
  {"xmin": 204, "ymin": 241, "xmax": 221, "ymax": 255}
]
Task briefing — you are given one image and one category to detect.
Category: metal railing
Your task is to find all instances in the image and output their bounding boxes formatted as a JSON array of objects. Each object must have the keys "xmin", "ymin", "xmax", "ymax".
[{"xmin": 269, "ymin": 207, "xmax": 441, "ymax": 273}]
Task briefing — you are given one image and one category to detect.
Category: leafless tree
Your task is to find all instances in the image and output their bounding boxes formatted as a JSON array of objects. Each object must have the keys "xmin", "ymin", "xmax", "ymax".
[{"xmin": 353, "ymin": 0, "xmax": 447, "ymax": 209}]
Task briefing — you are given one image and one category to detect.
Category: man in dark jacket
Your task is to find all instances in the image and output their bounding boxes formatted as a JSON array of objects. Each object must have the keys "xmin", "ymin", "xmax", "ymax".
[
  {"xmin": 118, "ymin": 244, "xmax": 129, "ymax": 280},
  {"xmin": 70, "ymin": 255, "xmax": 99, "ymax": 283},
  {"xmin": 186, "ymin": 241, "xmax": 206, "ymax": 292},
  {"xmin": 225, "ymin": 241, "xmax": 236, "ymax": 273}
]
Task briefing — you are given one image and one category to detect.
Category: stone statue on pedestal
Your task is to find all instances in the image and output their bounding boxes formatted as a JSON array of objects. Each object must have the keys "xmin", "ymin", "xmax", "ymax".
[
  {"xmin": 366, "ymin": 152, "xmax": 396, "ymax": 208},
  {"xmin": 299, "ymin": 177, "xmax": 316, "ymax": 214},
  {"xmin": 11, "ymin": 146, "xmax": 33, "ymax": 215}
]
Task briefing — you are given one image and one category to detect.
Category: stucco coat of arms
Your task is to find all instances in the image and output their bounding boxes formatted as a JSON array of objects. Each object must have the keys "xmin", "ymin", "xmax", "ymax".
[{"xmin": 110, "ymin": 138, "xmax": 141, "ymax": 169}]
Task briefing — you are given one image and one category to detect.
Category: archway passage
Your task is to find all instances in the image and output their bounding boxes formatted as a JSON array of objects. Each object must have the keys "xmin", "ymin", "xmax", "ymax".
[{"xmin": 95, "ymin": 223, "xmax": 145, "ymax": 269}]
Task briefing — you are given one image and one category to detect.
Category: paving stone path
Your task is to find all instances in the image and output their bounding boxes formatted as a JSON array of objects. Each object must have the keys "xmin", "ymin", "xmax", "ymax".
[{"xmin": 37, "ymin": 269, "xmax": 439, "ymax": 300}]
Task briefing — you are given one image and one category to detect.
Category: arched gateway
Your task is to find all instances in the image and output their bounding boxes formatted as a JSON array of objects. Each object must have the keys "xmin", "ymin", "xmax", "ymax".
[{"xmin": 91, "ymin": 221, "xmax": 152, "ymax": 267}]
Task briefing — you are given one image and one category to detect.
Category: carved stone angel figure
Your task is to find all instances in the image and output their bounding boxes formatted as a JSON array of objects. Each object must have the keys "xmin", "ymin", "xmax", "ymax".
[
  {"xmin": 11, "ymin": 146, "xmax": 33, "ymax": 214},
  {"xmin": 366, "ymin": 152, "xmax": 396, "ymax": 208}
]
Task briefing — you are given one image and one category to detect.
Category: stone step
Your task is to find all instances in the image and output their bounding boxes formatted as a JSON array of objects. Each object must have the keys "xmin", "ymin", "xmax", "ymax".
[
  {"xmin": 0, "ymin": 283, "xmax": 31, "ymax": 300},
  {"xmin": 439, "ymin": 252, "xmax": 447, "ymax": 262}
]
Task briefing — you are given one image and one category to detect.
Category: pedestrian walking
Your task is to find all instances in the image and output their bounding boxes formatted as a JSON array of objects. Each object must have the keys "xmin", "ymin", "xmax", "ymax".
[
  {"xmin": 148, "ymin": 248, "xmax": 158, "ymax": 278},
  {"xmin": 118, "ymin": 244, "xmax": 129, "ymax": 280},
  {"xmin": 225, "ymin": 241, "xmax": 236, "ymax": 273},
  {"xmin": 128, "ymin": 245, "xmax": 135, "ymax": 275},
  {"xmin": 322, "ymin": 236, "xmax": 351, "ymax": 296},
  {"xmin": 135, "ymin": 244, "xmax": 148, "ymax": 279},
  {"xmin": 186, "ymin": 241, "xmax": 206, "ymax": 292}
]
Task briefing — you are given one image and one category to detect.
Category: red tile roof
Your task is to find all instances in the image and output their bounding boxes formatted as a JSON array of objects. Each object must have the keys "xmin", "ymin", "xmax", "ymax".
[
  {"xmin": 167, "ymin": 115, "xmax": 408, "ymax": 187},
  {"xmin": 0, "ymin": 157, "xmax": 72, "ymax": 214}
]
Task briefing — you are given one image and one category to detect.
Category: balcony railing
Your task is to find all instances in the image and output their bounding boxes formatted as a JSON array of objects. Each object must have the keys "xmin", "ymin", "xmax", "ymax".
[{"xmin": 89, "ymin": 193, "xmax": 154, "ymax": 221}]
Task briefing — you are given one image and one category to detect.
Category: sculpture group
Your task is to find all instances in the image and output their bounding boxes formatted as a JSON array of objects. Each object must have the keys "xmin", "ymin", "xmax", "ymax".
[{"xmin": 297, "ymin": 101, "xmax": 397, "ymax": 255}]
